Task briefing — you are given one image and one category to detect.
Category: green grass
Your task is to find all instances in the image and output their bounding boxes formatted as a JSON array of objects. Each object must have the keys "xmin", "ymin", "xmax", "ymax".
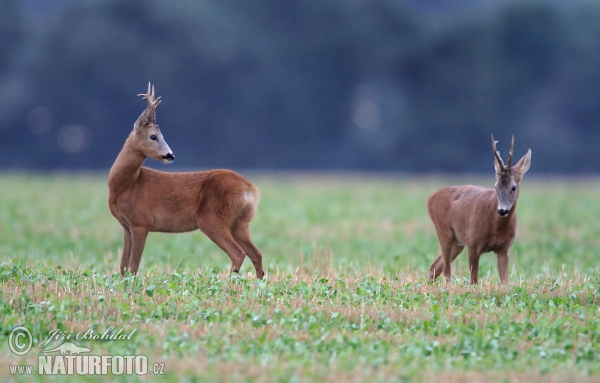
[{"xmin": 0, "ymin": 173, "xmax": 599, "ymax": 382}]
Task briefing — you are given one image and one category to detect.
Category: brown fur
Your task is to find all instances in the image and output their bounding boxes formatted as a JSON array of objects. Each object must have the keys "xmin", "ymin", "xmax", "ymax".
[
  {"xmin": 108, "ymin": 85, "xmax": 263, "ymax": 278},
  {"xmin": 427, "ymin": 136, "xmax": 531, "ymax": 284}
]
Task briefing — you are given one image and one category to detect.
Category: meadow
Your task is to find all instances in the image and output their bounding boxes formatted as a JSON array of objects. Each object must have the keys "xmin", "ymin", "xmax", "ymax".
[{"xmin": 0, "ymin": 173, "xmax": 599, "ymax": 382}]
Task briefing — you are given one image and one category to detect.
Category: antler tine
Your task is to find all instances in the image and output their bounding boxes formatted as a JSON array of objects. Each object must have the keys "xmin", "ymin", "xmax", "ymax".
[
  {"xmin": 154, "ymin": 96, "xmax": 162, "ymax": 108},
  {"xmin": 137, "ymin": 83, "xmax": 152, "ymax": 103},
  {"xmin": 490, "ymin": 133, "xmax": 505, "ymax": 170},
  {"xmin": 507, "ymin": 135, "xmax": 514, "ymax": 171},
  {"xmin": 149, "ymin": 84, "xmax": 161, "ymax": 108}
]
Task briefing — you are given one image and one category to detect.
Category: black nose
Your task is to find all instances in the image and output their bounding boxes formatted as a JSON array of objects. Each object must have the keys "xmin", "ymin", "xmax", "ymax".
[
  {"xmin": 163, "ymin": 153, "xmax": 175, "ymax": 161},
  {"xmin": 497, "ymin": 209, "xmax": 509, "ymax": 217}
]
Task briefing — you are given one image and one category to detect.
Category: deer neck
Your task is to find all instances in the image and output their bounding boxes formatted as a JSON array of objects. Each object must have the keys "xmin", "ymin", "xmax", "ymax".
[{"xmin": 108, "ymin": 135, "xmax": 146, "ymax": 197}]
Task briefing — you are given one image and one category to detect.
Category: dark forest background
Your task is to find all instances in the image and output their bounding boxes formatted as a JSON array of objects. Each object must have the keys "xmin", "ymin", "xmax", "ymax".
[{"xmin": 1, "ymin": 0, "xmax": 600, "ymax": 173}]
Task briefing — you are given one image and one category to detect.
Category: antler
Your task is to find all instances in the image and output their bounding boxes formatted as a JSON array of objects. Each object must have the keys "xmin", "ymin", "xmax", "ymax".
[
  {"xmin": 134, "ymin": 82, "xmax": 161, "ymax": 130},
  {"xmin": 138, "ymin": 82, "xmax": 162, "ymax": 110},
  {"xmin": 506, "ymin": 135, "xmax": 514, "ymax": 171},
  {"xmin": 490, "ymin": 134, "xmax": 506, "ymax": 170}
]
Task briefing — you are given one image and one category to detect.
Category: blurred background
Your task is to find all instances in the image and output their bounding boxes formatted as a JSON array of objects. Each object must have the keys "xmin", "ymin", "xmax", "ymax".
[{"xmin": 1, "ymin": 0, "xmax": 599, "ymax": 173}]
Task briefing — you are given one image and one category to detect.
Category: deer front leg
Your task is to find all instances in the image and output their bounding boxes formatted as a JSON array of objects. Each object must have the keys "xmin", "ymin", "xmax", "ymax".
[
  {"xmin": 119, "ymin": 225, "xmax": 132, "ymax": 276},
  {"xmin": 467, "ymin": 247, "xmax": 481, "ymax": 284},
  {"xmin": 128, "ymin": 227, "xmax": 148, "ymax": 275},
  {"xmin": 496, "ymin": 250, "xmax": 510, "ymax": 285}
]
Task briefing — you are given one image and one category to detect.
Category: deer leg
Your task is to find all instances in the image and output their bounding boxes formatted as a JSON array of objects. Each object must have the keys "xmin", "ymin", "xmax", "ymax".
[
  {"xmin": 199, "ymin": 224, "xmax": 247, "ymax": 275},
  {"xmin": 119, "ymin": 225, "xmax": 133, "ymax": 276},
  {"xmin": 430, "ymin": 244, "xmax": 464, "ymax": 280},
  {"xmin": 467, "ymin": 247, "xmax": 481, "ymax": 284},
  {"xmin": 496, "ymin": 250, "xmax": 510, "ymax": 285},
  {"xmin": 429, "ymin": 255, "xmax": 444, "ymax": 280},
  {"xmin": 231, "ymin": 221, "xmax": 264, "ymax": 279},
  {"xmin": 440, "ymin": 242, "xmax": 457, "ymax": 282},
  {"xmin": 128, "ymin": 227, "xmax": 148, "ymax": 275}
]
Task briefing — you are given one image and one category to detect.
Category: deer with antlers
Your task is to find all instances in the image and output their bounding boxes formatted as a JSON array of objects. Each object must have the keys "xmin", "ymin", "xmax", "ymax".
[
  {"xmin": 427, "ymin": 135, "xmax": 531, "ymax": 284},
  {"xmin": 108, "ymin": 83, "xmax": 264, "ymax": 278}
]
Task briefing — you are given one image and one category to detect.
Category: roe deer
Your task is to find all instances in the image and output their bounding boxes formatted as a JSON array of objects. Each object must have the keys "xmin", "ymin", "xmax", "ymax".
[
  {"xmin": 108, "ymin": 83, "xmax": 264, "ymax": 278},
  {"xmin": 427, "ymin": 135, "xmax": 531, "ymax": 284}
]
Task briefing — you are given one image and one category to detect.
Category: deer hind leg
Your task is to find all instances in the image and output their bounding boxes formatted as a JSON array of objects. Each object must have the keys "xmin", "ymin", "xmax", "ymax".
[
  {"xmin": 119, "ymin": 225, "xmax": 133, "ymax": 276},
  {"xmin": 232, "ymin": 221, "xmax": 264, "ymax": 279},
  {"xmin": 128, "ymin": 227, "xmax": 148, "ymax": 275},
  {"xmin": 430, "ymin": 243, "xmax": 464, "ymax": 281},
  {"xmin": 467, "ymin": 247, "xmax": 482, "ymax": 284},
  {"xmin": 198, "ymin": 221, "xmax": 247, "ymax": 275},
  {"xmin": 429, "ymin": 255, "xmax": 444, "ymax": 280}
]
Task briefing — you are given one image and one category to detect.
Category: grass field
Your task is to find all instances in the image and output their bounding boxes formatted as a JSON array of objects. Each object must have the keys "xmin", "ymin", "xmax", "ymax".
[{"xmin": 0, "ymin": 172, "xmax": 599, "ymax": 382}]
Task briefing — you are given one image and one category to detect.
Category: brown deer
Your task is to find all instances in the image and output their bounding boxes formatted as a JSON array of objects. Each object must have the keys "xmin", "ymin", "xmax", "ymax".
[
  {"xmin": 108, "ymin": 83, "xmax": 264, "ymax": 278},
  {"xmin": 427, "ymin": 135, "xmax": 531, "ymax": 284}
]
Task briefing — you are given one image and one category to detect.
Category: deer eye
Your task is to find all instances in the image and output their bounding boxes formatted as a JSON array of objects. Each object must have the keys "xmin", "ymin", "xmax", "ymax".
[
  {"xmin": 150, "ymin": 135, "xmax": 157, "ymax": 141},
  {"xmin": 511, "ymin": 185, "xmax": 517, "ymax": 192}
]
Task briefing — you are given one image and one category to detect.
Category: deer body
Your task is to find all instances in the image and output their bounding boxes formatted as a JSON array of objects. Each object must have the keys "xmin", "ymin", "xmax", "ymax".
[
  {"xmin": 108, "ymin": 84, "xmax": 263, "ymax": 278},
  {"xmin": 428, "ymin": 136, "xmax": 531, "ymax": 284}
]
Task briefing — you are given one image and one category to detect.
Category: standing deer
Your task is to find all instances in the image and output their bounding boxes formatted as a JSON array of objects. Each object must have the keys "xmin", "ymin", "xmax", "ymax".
[
  {"xmin": 427, "ymin": 135, "xmax": 531, "ymax": 284},
  {"xmin": 108, "ymin": 83, "xmax": 264, "ymax": 278}
]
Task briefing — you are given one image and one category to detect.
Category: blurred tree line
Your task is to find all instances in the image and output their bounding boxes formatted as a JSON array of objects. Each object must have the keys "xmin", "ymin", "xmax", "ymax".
[{"xmin": 1, "ymin": 0, "xmax": 600, "ymax": 173}]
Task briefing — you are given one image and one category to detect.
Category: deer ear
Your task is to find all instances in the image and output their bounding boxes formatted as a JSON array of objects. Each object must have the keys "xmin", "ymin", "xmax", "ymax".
[
  {"xmin": 513, "ymin": 149, "xmax": 531, "ymax": 182},
  {"xmin": 133, "ymin": 109, "xmax": 152, "ymax": 133},
  {"xmin": 133, "ymin": 117, "xmax": 145, "ymax": 133}
]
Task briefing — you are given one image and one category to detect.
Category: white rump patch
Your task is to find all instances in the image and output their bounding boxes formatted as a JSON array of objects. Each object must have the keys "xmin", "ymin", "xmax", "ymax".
[{"xmin": 244, "ymin": 190, "xmax": 254, "ymax": 204}]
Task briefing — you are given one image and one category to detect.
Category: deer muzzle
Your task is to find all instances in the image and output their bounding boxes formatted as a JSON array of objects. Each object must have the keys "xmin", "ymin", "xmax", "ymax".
[
  {"xmin": 497, "ymin": 208, "xmax": 510, "ymax": 217},
  {"xmin": 162, "ymin": 153, "xmax": 175, "ymax": 162}
]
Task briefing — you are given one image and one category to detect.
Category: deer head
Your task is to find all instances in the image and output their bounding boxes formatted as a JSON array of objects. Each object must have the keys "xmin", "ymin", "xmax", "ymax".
[
  {"xmin": 491, "ymin": 134, "xmax": 531, "ymax": 217},
  {"xmin": 133, "ymin": 83, "xmax": 174, "ymax": 163}
]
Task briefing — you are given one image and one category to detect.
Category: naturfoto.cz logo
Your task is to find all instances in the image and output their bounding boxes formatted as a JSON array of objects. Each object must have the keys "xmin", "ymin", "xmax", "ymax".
[{"xmin": 8, "ymin": 326, "xmax": 165, "ymax": 376}]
